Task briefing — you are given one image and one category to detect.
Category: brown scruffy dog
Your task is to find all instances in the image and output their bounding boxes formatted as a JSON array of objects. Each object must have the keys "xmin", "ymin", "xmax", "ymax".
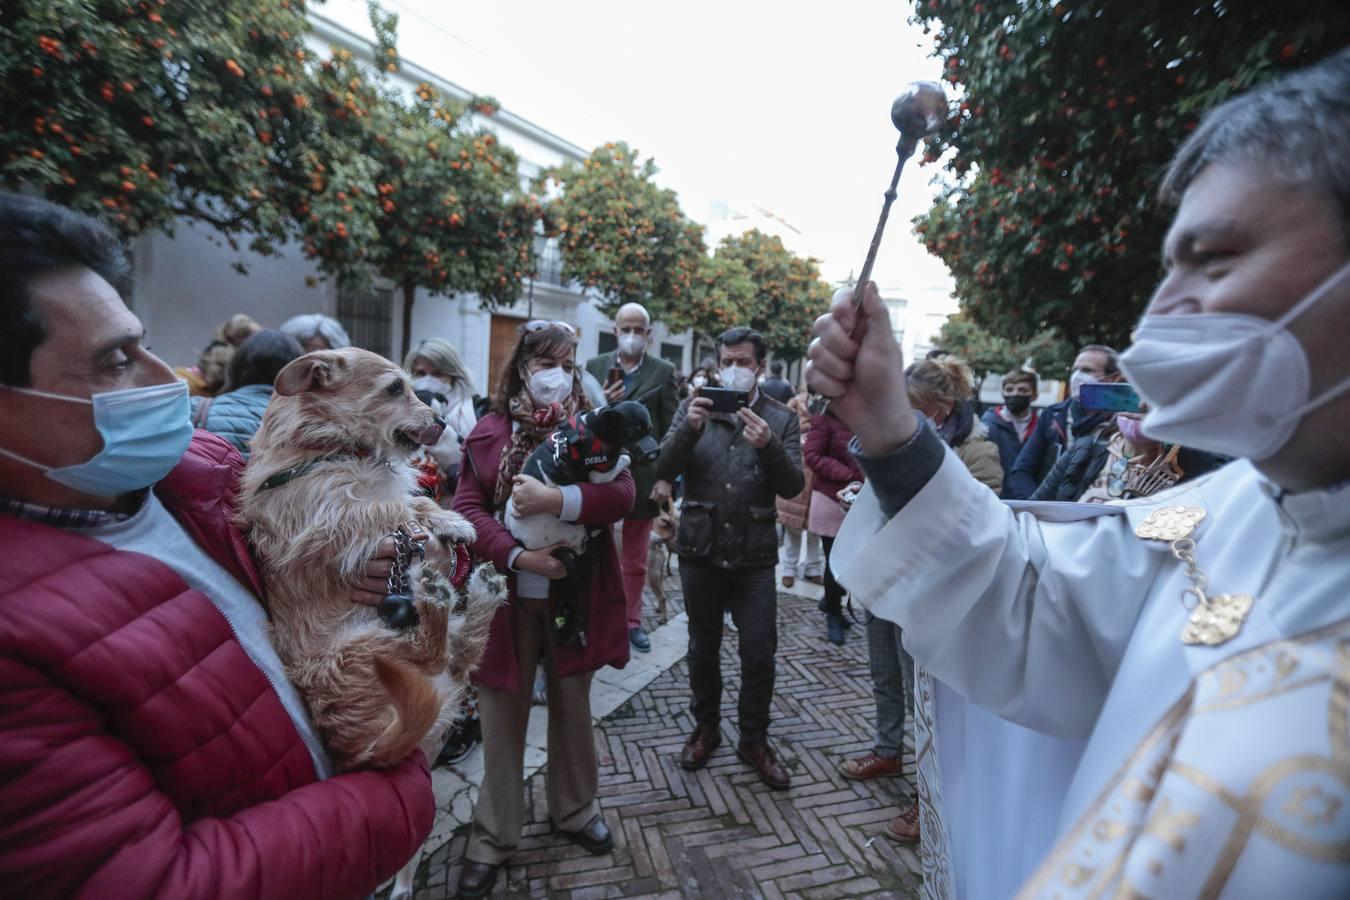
[
  {"xmin": 237, "ymin": 348, "xmax": 504, "ymax": 772},
  {"xmin": 646, "ymin": 500, "xmax": 678, "ymax": 623}
]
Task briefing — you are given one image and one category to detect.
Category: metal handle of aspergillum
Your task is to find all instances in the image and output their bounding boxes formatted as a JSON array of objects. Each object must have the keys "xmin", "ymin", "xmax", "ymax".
[{"xmin": 850, "ymin": 82, "xmax": 950, "ymax": 338}]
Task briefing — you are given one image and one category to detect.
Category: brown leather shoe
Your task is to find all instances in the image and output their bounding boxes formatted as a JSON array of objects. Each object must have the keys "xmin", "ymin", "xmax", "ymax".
[
  {"xmin": 884, "ymin": 801, "xmax": 920, "ymax": 844},
  {"xmin": 781, "ymin": 574, "xmax": 795, "ymax": 588},
  {"xmin": 839, "ymin": 752, "xmax": 903, "ymax": 781},
  {"xmin": 558, "ymin": 813, "xmax": 613, "ymax": 855},
  {"xmin": 680, "ymin": 724, "xmax": 721, "ymax": 770},
  {"xmin": 456, "ymin": 860, "xmax": 501, "ymax": 898},
  {"xmin": 737, "ymin": 739, "xmax": 790, "ymax": 790}
]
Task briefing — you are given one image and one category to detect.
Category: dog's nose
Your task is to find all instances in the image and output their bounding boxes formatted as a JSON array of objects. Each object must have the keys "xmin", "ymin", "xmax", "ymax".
[{"xmin": 632, "ymin": 435, "xmax": 660, "ymax": 464}]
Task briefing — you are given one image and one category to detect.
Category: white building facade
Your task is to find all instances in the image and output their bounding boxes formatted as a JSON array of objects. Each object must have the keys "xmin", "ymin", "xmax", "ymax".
[{"xmin": 128, "ymin": 13, "xmax": 695, "ymax": 399}]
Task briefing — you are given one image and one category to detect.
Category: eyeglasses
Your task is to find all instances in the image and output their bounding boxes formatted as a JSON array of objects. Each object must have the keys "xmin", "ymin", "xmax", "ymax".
[{"xmin": 522, "ymin": 319, "xmax": 576, "ymax": 337}]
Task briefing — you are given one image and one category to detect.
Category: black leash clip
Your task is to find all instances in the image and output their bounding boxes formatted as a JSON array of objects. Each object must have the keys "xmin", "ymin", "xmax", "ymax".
[{"xmin": 377, "ymin": 525, "xmax": 424, "ymax": 630}]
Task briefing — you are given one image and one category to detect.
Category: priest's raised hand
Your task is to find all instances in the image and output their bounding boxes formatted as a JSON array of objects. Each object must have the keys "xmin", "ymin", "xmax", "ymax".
[{"xmin": 806, "ymin": 281, "xmax": 916, "ymax": 457}]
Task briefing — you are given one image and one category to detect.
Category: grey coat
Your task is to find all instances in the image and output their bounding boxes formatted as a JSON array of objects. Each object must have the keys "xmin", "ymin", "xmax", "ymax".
[{"xmin": 657, "ymin": 391, "xmax": 804, "ymax": 569}]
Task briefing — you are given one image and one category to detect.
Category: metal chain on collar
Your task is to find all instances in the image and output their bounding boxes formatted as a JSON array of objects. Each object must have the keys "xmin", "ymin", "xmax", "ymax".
[{"xmin": 385, "ymin": 524, "xmax": 425, "ymax": 597}]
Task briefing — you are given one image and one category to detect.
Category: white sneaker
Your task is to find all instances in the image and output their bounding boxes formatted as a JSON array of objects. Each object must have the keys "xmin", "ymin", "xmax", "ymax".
[{"xmin": 724, "ymin": 611, "xmax": 738, "ymax": 632}]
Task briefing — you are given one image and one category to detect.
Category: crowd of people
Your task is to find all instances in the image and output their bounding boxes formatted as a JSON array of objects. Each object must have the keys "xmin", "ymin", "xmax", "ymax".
[{"xmin": 1, "ymin": 49, "xmax": 1347, "ymax": 899}]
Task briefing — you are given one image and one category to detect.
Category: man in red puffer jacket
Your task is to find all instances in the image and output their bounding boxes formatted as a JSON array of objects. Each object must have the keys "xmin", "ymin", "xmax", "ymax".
[{"xmin": 0, "ymin": 194, "xmax": 435, "ymax": 898}]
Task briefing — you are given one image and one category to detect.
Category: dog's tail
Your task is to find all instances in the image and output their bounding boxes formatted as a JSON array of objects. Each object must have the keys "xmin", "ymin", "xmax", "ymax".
[{"xmin": 367, "ymin": 656, "xmax": 443, "ymax": 768}]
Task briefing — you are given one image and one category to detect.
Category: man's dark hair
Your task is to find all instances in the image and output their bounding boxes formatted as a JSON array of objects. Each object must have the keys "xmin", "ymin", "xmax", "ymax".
[
  {"xmin": 1078, "ymin": 343, "xmax": 1120, "ymax": 376},
  {"xmin": 0, "ymin": 194, "xmax": 131, "ymax": 386},
  {"xmin": 227, "ymin": 329, "xmax": 304, "ymax": 391},
  {"xmin": 1161, "ymin": 49, "xmax": 1350, "ymax": 228},
  {"xmin": 716, "ymin": 327, "xmax": 767, "ymax": 364},
  {"xmin": 770, "ymin": 360, "xmax": 784, "ymax": 376}
]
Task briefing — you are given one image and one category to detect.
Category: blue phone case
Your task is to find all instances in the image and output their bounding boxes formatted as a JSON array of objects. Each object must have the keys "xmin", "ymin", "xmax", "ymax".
[{"xmin": 1078, "ymin": 382, "xmax": 1142, "ymax": 413}]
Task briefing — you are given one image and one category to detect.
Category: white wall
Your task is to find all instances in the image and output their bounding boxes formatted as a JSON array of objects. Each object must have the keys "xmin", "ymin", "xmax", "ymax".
[{"xmin": 131, "ymin": 223, "xmax": 334, "ymax": 369}]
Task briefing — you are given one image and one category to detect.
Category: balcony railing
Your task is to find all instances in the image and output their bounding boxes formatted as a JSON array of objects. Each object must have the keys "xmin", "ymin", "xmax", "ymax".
[{"xmin": 532, "ymin": 237, "xmax": 564, "ymax": 286}]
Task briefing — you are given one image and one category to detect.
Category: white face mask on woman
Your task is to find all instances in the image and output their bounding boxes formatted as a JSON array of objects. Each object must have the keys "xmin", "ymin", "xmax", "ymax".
[
  {"xmin": 527, "ymin": 366, "xmax": 573, "ymax": 407},
  {"xmin": 1118, "ymin": 260, "xmax": 1350, "ymax": 462}
]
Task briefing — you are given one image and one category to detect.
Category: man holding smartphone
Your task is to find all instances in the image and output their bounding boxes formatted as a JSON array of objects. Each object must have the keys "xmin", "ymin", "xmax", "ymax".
[
  {"xmin": 1004, "ymin": 345, "xmax": 1120, "ymax": 499},
  {"xmin": 656, "ymin": 327, "xmax": 804, "ymax": 789},
  {"xmin": 584, "ymin": 303, "xmax": 678, "ymax": 653}
]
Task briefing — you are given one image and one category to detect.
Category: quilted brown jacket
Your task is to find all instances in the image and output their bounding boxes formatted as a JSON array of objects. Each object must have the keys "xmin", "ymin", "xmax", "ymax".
[{"xmin": 657, "ymin": 391, "xmax": 804, "ymax": 568}]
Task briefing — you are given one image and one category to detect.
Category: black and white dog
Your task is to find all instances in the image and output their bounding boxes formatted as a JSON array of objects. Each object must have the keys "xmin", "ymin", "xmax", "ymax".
[{"xmin": 505, "ymin": 400, "xmax": 659, "ymax": 643}]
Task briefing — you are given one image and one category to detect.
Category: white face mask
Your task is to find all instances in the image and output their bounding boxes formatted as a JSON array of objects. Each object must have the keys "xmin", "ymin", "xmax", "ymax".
[
  {"xmin": 1119, "ymin": 260, "xmax": 1350, "ymax": 462},
  {"xmin": 1068, "ymin": 369, "xmax": 1097, "ymax": 401},
  {"xmin": 617, "ymin": 332, "xmax": 646, "ymax": 358},
  {"xmin": 527, "ymin": 366, "xmax": 573, "ymax": 407},
  {"xmin": 411, "ymin": 374, "xmax": 453, "ymax": 398},
  {"xmin": 719, "ymin": 365, "xmax": 757, "ymax": 393},
  {"xmin": 690, "ymin": 374, "xmax": 707, "ymax": 390}
]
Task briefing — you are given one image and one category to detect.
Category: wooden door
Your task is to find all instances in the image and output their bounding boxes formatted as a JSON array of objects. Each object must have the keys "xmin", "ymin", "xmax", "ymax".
[{"xmin": 487, "ymin": 315, "xmax": 523, "ymax": 397}]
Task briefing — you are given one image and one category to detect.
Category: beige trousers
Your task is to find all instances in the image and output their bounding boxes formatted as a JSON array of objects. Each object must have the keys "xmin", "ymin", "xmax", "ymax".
[{"xmin": 466, "ymin": 599, "xmax": 599, "ymax": 865}]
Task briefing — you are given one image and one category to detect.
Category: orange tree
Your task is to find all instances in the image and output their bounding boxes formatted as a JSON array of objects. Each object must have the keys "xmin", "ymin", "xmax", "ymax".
[
  {"xmin": 294, "ymin": 18, "xmax": 538, "ymax": 357},
  {"xmin": 0, "ymin": 0, "xmax": 317, "ymax": 257},
  {"xmin": 670, "ymin": 252, "xmax": 756, "ymax": 341},
  {"xmin": 713, "ymin": 230, "xmax": 832, "ymax": 362},
  {"xmin": 911, "ymin": 0, "xmax": 1350, "ymax": 349},
  {"xmin": 542, "ymin": 142, "xmax": 706, "ymax": 324},
  {"xmin": 297, "ymin": 37, "xmax": 537, "ymax": 356},
  {"xmin": 937, "ymin": 315, "xmax": 1074, "ymax": 380}
]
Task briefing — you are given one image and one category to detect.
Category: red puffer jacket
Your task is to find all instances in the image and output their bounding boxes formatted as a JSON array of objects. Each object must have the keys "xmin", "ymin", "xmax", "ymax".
[{"xmin": 0, "ymin": 432, "xmax": 433, "ymax": 898}]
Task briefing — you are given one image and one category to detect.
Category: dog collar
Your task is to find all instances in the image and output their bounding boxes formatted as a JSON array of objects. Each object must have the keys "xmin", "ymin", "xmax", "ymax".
[{"xmin": 256, "ymin": 449, "xmax": 387, "ymax": 494}]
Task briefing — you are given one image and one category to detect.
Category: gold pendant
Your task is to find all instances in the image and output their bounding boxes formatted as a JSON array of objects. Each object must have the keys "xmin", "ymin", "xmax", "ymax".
[
  {"xmin": 1134, "ymin": 506, "xmax": 1255, "ymax": 648},
  {"xmin": 1180, "ymin": 593, "xmax": 1254, "ymax": 646},
  {"xmin": 1134, "ymin": 505, "xmax": 1206, "ymax": 542}
]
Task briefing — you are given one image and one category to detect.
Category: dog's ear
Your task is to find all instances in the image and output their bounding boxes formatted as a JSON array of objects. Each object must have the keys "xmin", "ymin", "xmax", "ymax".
[
  {"xmin": 274, "ymin": 353, "xmax": 337, "ymax": 397},
  {"xmin": 594, "ymin": 407, "xmax": 624, "ymax": 434}
]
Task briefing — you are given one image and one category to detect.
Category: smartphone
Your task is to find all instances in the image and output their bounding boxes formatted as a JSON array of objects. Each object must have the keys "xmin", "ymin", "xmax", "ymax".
[
  {"xmin": 1078, "ymin": 382, "xmax": 1142, "ymax": 413},
  {"xmin": 607, "ymin": 366, "xmax": 624, "ymax": 386},
  {"xmin": 700, "ymin": 386, "xmax": 749, "ymax": 413}
]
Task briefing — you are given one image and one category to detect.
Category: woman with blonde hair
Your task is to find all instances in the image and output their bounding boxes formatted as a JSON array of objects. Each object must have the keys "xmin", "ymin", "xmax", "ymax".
[{"xmin": 403, "ymin": 337, "xmax": 479, "ymax": 496}]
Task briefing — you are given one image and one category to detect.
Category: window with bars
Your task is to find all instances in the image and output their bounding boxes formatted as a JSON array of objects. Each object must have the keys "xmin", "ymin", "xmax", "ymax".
[{"xmin": 336, "ymin": 284, "xmax": 394, "ymax": 359}]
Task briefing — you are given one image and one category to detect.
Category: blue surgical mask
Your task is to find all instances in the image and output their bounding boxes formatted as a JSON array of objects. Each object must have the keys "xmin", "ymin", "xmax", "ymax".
[{"xmin": 0, "ymin": 381, "xmax": 193, "ymax": 495}]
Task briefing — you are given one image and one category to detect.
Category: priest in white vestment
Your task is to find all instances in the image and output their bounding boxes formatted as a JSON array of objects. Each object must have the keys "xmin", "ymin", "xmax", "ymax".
[{"xmin": 808, "ymin": 52, "xmax": 1350, "ymax": 899}]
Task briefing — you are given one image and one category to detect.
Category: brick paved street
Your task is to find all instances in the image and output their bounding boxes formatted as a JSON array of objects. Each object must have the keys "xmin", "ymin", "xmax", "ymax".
[{"xmin": 404, "ymin": 570, "xmax": 921, "ymax": 899}]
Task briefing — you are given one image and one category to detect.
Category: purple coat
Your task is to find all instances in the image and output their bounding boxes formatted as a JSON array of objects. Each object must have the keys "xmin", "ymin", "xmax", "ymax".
[
  {"xmin": 453, "ymin": 413, "xmax": 634, "ymax": 694},
  {"xmin": 804, "ymin": 412, "xmax": 864, "ymax": 501}
]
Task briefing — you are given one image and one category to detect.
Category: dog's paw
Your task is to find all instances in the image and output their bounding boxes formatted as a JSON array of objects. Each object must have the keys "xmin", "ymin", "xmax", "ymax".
[
  {"xmin": 468, "ymin": 562, "xmax": 508, "ymax": 604},
  {"xmin": 425, "ymin": 509, "xmax": 476, "ymax": 546}
]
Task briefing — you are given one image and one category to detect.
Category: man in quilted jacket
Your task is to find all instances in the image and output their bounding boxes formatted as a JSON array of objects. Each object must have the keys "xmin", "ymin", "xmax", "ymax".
[
  {"xmin": 656, "ymin": 326, "xmax": 804, "ymax": 791},
  {"xmin": 0, "ymin": 193, "xmax": 435, "ymax": 898}
]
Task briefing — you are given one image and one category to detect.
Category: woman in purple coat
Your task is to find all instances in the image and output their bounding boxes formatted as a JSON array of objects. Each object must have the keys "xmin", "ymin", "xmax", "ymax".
[
  {"xmin": 803, "ymin": 411, "xmax": 864, "ymax": 645},
  {"xmin": 452, "ymin": 321, "xmax": 634, "ymax": 898}
]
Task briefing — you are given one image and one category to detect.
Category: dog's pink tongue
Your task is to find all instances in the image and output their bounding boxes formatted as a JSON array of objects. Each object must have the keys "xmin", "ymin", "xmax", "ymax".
[{"xmin": 414, "ymin": 423, "xmax": 445, "ymax": 446}]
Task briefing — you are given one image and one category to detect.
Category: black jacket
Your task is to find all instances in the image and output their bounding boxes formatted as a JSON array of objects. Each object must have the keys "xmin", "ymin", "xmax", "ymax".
[
  {"xmin": 1029, "ymin": 430, "xmax": 1114, "ymax": 502},
  {"xmin": 657, "ymin": 392, "xmax": 803, "ymax": 568},
  {"xmin": 1031, "ymin": 431, "xmax": 1231, "ymax": 503},
  {"xmin": 981, "ymin": 406, "xmax": 1031, "ymax": 496},
  {"xmin": 1005, "ymin": 398, "xmax": 1110, "ymax": 499}
]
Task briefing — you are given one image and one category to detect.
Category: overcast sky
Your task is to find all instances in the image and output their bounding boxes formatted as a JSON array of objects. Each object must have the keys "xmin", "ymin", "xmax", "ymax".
[{"xmin": 322, "ymin": 0, "xmax": 956, "ymax": 303}]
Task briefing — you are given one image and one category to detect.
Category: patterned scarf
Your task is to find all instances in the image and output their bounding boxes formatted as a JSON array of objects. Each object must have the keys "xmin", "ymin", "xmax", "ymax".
[{"xmin": 493, "ymin": 392, "xmax": 570, "ymax": 507}]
